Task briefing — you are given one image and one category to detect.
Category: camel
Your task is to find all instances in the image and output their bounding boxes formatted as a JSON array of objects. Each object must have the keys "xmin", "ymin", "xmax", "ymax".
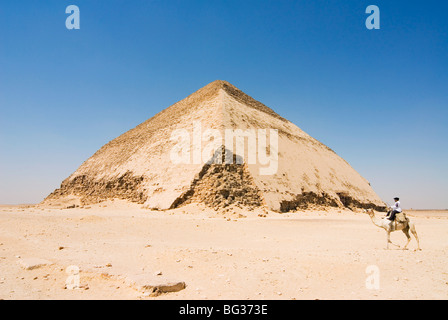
[{"xmin": 366, "ymin": 209, "xmax": 421, "ymax": 250}]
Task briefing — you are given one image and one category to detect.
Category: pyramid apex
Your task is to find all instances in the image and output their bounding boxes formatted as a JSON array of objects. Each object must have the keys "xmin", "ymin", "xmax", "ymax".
[
  {"xmin": 210, "ymin": 79, "xmax": 230, "ymax": 85},
  {"xmin": 196, "ymin": 80, "xmax": 287, "ymax": 122},
  {"xmin": 204, "ymin": 79, "xmax": 234, "ymax": 90},
  {"xmin": 199, "ymin": 79, "xmax": 249, "ymax": 102}
]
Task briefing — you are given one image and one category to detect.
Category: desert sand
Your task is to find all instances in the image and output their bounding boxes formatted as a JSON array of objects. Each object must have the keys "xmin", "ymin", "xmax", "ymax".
[{"xmin": 1, "ymin": 201, "xmax": 447, "ymax": 300}]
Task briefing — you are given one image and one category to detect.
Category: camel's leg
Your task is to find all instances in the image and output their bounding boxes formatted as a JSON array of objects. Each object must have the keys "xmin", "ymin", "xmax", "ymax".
[
  {"xmin": 410, "ymin": 223, "xmax": 421, "ymax": 251},
  {"xmin": 386, "ymin": 232, "xmax": 389, "ymax": 249},
  {"xmin": 386, "ymin": 231, "xmax": 400, "ymax": 249},
  {"xmin": 402, "ymin": 228, "xmax": 411, "ymax": 250}
]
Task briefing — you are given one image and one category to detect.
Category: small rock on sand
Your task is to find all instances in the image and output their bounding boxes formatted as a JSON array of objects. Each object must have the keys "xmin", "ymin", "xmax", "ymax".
[
  {"xmin": 125, "ymin": 274, "xmax": 186, "ymax": 296},
  {"xmin": 19, "ymin": 258, "xmax": 52, "ymax": 270}
]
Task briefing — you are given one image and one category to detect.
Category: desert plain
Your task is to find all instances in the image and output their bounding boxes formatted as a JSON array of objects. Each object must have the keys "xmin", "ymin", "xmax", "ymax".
[{"xmin": 0, "ymin": 201, "xmax": 447, "ymax": 300}]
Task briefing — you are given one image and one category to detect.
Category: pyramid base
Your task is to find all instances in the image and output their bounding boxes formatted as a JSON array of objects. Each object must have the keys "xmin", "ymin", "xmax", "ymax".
[{"xmin": 279, "ymin": 191, "xmax": 386, "ymax": 213}]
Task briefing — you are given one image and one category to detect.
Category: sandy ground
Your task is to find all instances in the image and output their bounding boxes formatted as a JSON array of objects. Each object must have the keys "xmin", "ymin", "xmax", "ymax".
[{"xmin": 0, "ymin": 201, "xmax": 447, "ymax": 300}]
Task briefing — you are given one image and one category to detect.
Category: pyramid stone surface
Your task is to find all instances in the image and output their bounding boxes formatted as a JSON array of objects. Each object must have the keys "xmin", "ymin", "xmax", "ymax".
[{"xmin": 43, "ymin": 80, "xmax": 385, "ymax": 212}]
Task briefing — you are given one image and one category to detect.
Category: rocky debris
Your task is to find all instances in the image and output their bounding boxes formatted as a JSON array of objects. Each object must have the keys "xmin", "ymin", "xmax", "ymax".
[
  {"xmin": 279, "ymin": 191, "xmax": 386, "ymax": 213},
  {"xmin": 44, "ymin": 171, "xmax": 147, "ymax": 206},
  {"xmin": 124, "ymin": 274, "xmax": 186, "ymax": 296},
  {"xmin": 18, "ymin": 258, "xmax": 52, "ymax": 270},
  {"xmin": 171, "ymin": 155, "xmax": 263, "ymax": 211}
]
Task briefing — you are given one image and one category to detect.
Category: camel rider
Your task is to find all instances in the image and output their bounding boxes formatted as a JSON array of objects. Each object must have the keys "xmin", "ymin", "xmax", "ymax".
[{"xmin": 386, "ymin": 197, "xmax": 402, "ymax": 221}]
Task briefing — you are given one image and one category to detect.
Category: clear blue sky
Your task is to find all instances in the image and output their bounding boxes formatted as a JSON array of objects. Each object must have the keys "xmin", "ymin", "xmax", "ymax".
[{"xmin": 0, "ymin": 0, "xmax": 447, "ymax": 208}]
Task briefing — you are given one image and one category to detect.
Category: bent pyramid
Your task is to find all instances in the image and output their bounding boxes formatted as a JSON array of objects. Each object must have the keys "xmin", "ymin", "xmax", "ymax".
[{"xmin": 43, "ymin": 80, "xmax": 385, "ymax": 212}]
